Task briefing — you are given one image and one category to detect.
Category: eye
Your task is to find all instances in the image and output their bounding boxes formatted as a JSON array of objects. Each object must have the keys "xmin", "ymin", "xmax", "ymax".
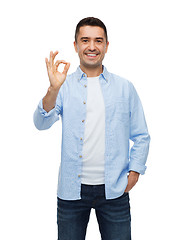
[{"xmin": 82, "ymin": 39, "xmax": 88, "ymax": 43}]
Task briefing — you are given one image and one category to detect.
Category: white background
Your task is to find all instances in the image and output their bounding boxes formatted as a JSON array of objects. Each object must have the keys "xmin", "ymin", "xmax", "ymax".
[{"xmin": 0, "ymin": 0, "xmax": 178, "ymax": 239}]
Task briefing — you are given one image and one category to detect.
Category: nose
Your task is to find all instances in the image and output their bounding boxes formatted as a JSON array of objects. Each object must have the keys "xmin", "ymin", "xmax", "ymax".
[{"xmin": 88, "ymin": 40, "xmax": 96, "ymax": 51}]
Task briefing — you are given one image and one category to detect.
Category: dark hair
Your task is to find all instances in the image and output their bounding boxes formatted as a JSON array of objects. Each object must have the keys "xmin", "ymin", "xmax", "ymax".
[{"xmin": 75, "ymin": 17, "xmax": 108, "ymax": 43}]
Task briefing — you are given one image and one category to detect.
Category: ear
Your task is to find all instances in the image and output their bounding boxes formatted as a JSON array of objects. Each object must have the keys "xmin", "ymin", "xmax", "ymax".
[
  {"xmin": 74, "ymin": 41, "xmax": 78, "ymax": 53},
  {"xmin": 105, "ymin": 41, "xmax": 109, "ymax": 53}
]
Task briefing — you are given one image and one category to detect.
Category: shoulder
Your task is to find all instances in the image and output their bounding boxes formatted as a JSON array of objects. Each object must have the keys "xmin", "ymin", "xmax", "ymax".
[
  {"xmin": 108, "ymin": 70, "xmax": 134, "ymax": 91},
  {"xmin": 106, "ymin": 69, "xmax": 138, "ymax": 101},
  {"xmin": 110, "ymin": 72, "xmax": 130, "ymax": 84}
]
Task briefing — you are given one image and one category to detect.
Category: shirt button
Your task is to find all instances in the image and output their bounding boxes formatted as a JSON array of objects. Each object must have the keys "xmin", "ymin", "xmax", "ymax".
[
  {"xmin": 84, "ymin": 85, "xmax": 87, "ymax": 88},
  {"xmin": 79, "ymin": 155, "xmax": 82, "ymax": 158},
  {"xmin": 78, "ymin": 175, "xmax": 81, "ymax": 177},
  {"xmin": 83, "ymin": 101, "xmax": 86, "ymax": 104},
  {"xmin": 80, "ymin": 137, "xmax": 83, "ymax": 140},
  {"xmin": 82, "ymin": 120, "xmax": 85, "ymax": 123}
]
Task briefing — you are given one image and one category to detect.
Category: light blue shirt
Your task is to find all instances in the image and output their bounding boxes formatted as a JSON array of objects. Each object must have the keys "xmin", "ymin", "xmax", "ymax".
[{"xmin": 33, "ymin": 66, "xmax": 150, "ymax": 200}]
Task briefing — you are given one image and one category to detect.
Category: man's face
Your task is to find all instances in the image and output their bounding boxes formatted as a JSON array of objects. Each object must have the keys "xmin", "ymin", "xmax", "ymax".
[{"xmin": 74, "ymin": 26, "xmax": 109, "ymax": 69}]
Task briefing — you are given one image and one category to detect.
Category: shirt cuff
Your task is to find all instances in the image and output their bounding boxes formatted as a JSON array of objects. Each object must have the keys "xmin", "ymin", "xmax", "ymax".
[
  {"xmin": 38, "ymin": 99, "xmax": 56, "ymax": 117},
  {"xmin": 128, "ymin": 161, "xmax": 147, "ymax": 175}
]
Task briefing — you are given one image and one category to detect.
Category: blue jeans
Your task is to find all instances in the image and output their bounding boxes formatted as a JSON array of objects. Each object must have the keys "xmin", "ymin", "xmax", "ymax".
[{"xmin": 57, "ymin": 184, "xmax": 131, "ymax": 240}]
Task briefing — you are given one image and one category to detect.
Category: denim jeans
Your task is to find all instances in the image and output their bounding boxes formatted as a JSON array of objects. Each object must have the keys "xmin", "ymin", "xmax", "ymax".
[{"xmin": 57, "ymin": 184, "xmax": 131, "ymax": 240}]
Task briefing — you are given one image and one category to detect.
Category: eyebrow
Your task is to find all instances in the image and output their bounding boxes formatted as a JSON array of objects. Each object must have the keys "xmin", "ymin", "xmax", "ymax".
[{"xmin": 80, "ymin": 37, "xmax": 104, "ymax": 41}]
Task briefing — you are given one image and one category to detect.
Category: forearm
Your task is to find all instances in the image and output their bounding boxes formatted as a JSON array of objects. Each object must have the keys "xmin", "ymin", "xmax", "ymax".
[
  {"xmin": 129, "ymin": 81, "xmax": 150, "ymax": 174},
  {"xmin": 43, "ymin": 86, "xmax": 61, "ymax": 113},
  {"xmin": 33, "ymin": 97, "xmax": 60, "ymax": 130},
  {"xmin": 129, "ymin": 132, "xmax": 150, "ymax": 174}
]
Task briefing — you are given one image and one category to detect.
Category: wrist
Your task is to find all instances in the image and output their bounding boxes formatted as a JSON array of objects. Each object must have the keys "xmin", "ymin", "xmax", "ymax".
[
  {"xmin": 48, "ymin": 85, "xmax": 61, "ymax": 93},
  {"xmin": 129, "ymin": 171, "xmax": 140, "ymax": 176},
  {"xmin": 129, "ymin": 171, "xmax": 140, "ymax": 181}
]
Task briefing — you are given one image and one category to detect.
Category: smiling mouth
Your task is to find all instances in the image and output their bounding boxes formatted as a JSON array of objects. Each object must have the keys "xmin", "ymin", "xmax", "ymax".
[{"xmin": 85, "ymin": 53, "xmax": 99, "ymax": 58}]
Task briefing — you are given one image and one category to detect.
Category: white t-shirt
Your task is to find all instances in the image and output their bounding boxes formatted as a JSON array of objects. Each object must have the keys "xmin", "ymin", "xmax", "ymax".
[{"xmin": 81, "ymin": 76, "xmax": 105, "ymax": 185}]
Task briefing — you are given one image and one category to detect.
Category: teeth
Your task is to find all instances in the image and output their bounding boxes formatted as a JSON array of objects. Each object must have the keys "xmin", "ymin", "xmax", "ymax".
[{"xmin": 87, "ymin": 54, "xmax": 97, "ymax": 56}]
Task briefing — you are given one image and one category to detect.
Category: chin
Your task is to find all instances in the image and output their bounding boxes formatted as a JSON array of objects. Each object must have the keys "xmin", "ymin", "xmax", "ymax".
[{"xmin": 82, "ymin": 61, "xmax": 101, "ymax": 69}]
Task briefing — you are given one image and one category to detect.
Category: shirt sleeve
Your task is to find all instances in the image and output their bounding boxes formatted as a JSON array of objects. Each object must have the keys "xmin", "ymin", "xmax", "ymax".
[
  {"xmin": 128, "ymin": 82, "xmax": 151, "ymax": 175},
  {"xmin": 33, "ymin": 89, "xmax": 63, "ymax": 130}
]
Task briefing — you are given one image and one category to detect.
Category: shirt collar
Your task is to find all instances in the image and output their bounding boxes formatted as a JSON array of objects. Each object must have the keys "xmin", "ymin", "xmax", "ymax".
[{"xmin": 75, "ymin": 65, "xmax": 109, "ymax": 83}]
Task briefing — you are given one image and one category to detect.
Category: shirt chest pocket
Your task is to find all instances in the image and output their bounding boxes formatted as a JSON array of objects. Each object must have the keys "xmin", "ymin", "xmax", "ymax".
[{"xmin": 106, "ymin": 99, "xmax": 130, "ymax": 124}]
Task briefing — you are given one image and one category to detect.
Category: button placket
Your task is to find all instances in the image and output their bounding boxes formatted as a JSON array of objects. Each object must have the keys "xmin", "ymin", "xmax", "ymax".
[{"xmin": 78, "ymin": 74, "xmax": 87, "ymax": 180}]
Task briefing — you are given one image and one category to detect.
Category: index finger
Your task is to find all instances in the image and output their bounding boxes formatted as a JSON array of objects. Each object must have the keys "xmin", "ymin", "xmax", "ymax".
[
  {"xmin": 53, "ymin": 50, "xmax": 59, "ymax": 59},
  {"xmin": 62, "ymin": 62, "xmax": 70, "ymax": 75},
  {"xmin": 49, "ymin": 50, "xmax": 59, "ymax": 66}
]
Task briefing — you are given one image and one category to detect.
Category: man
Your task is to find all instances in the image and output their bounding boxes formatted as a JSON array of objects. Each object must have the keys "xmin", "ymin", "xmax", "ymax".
[{"xmin": 33, "ymin": 17, "xmax": 150, "ymax": 240}]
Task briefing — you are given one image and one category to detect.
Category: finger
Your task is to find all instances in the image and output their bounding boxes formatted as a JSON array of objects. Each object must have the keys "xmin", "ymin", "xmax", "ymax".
[
  {"xmin": 62, "ymin": 62, "xmax": 70, "ymax": 75},
  {"xmin": 45, "ymin": 57, "xmax": 49, "ymax": 63},
  {"xmin": 45, "ymin": 57, "xmax": 49, "ymax": 69},
  {"xmin": 49, "ymin": 51, "xmax": 54, "ymax": 67},
  {"xmin": 50, "ymin": 50, "xmax": 59, "ymax": 66},
  {"xmin": 53, "ymin": 50, "xmax": 59, "ymax": 59},
  {"xmin": 55, "ymin": 60, "xmax": 67, "ymax": 68}
]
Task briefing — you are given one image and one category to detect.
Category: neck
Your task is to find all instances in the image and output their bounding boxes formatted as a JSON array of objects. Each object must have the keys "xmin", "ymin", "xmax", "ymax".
[{"xmin": 80, "ymin": 64, "xmax": 103, "ymax": 77}]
